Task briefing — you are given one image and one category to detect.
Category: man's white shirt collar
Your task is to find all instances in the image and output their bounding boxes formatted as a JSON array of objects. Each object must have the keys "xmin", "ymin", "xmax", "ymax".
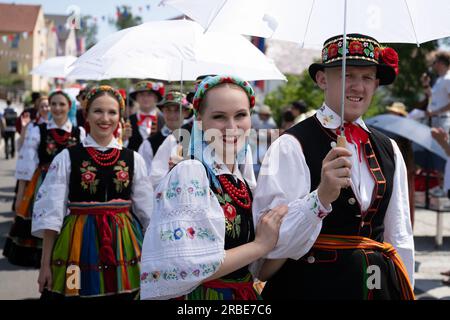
[{"xmin": 316, "ymin": 103, "xmax": 371, "ymax": 133}]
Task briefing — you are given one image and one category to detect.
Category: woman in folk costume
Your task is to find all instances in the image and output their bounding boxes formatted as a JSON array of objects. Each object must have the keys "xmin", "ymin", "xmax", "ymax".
[
  {"xmin": 32, "ymin": 85, "xmax": 153, "ymax": 299},
  {"xmin": 4, "ymin": 91, "xmax": 84, "ymax": 268},
  {"xmin": 124, "ymin": 80, "xmax": 166, "ymax": 151},
  {"xmin": 138, "ymin": 90, "xmax": 192, "ymax": 176},
  {"xmin": 253, "ymin": 34, "xmax": 415, "ymax": 300},
  {"xmin": 17, "ymin": 96, "xmax": 50, "ymax": 150},
  {"xmin": 140, "ymin": 75, "xmax": 287, "ymax": 300}
]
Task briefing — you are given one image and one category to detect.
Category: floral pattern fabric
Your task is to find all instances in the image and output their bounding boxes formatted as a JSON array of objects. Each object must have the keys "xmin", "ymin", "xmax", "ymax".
[
  {"xmin": 140, "ymin": 159, "xmax": 226, "ymax": 300},
  {"xmin": 80, "ymin": 160, "xmax": 99, "ymax": 194}
]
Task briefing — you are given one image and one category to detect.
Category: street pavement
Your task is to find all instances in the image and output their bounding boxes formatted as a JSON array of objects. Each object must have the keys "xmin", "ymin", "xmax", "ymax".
[{"xmin": 0, "ymin": 146, "xmax": 449, "ymax": 299}]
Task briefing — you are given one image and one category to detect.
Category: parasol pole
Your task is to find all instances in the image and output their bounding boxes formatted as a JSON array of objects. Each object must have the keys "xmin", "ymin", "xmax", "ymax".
[{"xmin": 337, "ymin": 0, "xmax": 348, "ymax": 148}]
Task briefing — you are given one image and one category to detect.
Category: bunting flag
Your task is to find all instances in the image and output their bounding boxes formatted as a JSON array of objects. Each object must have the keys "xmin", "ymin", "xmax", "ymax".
[{"xmin": 251, "ymin": 36, "xmax": 266, "ymax": 92}]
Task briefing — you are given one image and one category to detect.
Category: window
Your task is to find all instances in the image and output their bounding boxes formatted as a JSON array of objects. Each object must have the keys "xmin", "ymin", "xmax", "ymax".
[{"xmin": 10, "ymin": 61, "xmax": 18, "ymax": 74}]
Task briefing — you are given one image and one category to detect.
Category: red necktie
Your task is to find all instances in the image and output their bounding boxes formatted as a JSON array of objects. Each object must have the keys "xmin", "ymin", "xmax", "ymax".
[
  {"xmin": 337, "ymin": 122, "xmax": 369, "ymax": 161},
  {"xmin": 138, "ymin": 114, "xmax": 157, "ymax": 126}
]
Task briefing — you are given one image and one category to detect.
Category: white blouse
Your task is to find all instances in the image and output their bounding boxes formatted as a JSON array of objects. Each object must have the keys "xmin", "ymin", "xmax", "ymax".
[
  {"xmin": 138, "ymin": 125, "xmax": 172, "ymax": 175},
  {"xmin": 140, "ymin": 153, "xmax": 251, "ymax": 300},
  {"xmin": 253, "ymin": 104, "xmax": 415, "ymax": 286},
  {"xmin": 31, "ymin": 135, "xmax": 153, "ymax": 238},
  {"xmin": 15, "ymin": 119, "xmax": 86, "ymax": 181}
]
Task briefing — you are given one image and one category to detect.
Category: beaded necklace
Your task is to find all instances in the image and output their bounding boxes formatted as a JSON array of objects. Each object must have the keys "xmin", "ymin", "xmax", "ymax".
[
  {"xmin": 218, "ymin": 175, "xmax": 252, "ymax": 209},
  {"xmin": 86, "ymin": 147, "xmax": 121, "ymax": 167}
]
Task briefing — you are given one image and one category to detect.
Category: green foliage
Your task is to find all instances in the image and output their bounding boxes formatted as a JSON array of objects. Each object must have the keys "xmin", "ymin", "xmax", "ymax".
[
  {"xmin": 264, "ymin": 71, "xmax": 323, "ymax": 123},
  {"xmin": 384, "ymin": 41, "xmax": 439, "ymax": 109},
  {"xmin": 113, "ymin": 6, "xmax": 143, "ymax": 31},
  {"xmin": 0, "ymin": 76, "xmax": 24, "ymax": 87}
]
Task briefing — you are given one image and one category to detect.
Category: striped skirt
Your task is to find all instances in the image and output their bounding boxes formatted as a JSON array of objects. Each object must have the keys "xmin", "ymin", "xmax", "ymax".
[
  {"xmin": 49, "ymin": 200, "xmax": 143, "ymax": 298},
  {"xmin": 181, "ymin": 273, "xmax": 262, "ymax": 300},
  {"xmin": 3, "ymin": 166, "xmax": 46, "ymax": 267}
]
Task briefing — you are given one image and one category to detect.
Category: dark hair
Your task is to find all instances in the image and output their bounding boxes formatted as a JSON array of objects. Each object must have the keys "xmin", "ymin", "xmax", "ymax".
[
  {"xmin": 291, "ymin": 100, "xmax": 307, "ymax": 113},
  {"xmin": 31, "ymin": 91, "xmax": 42, "ymax": 104},
  {"xmin": 282, "ymin": 109, "xmax": 295, "ymax": 122},
  {"xmin": 435, "ymin": 52, "xmax": 450, "ymax": 67},
  {"xmin": 6, "ymin": 99, "xmax": 11, "ymax": 106}
]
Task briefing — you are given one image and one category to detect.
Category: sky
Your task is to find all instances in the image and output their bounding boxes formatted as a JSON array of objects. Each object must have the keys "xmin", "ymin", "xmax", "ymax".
[{"xmin": 4, "ymin": 0, "xmax": 181, "ymax": 40}]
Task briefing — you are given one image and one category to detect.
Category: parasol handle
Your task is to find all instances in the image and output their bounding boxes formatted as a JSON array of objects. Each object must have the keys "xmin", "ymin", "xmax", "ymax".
[{"xmin": 336, "ymin": 135, "xmax": 347, "ymax": 148}]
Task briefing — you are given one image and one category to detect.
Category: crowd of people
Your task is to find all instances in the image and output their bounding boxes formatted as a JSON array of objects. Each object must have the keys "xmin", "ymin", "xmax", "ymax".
[{"xmin": 4, "ymin": 31, "xmax": 444, "ymax": 300}]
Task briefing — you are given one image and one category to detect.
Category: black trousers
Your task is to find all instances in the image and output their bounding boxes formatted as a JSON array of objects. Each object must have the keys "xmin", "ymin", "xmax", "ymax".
[
  {"xmin": 3, "ymin": 131, "xmax": 15, "ymax": 158},
  {"xmin": 262, "ymin": 248, "xmax": 402, "ymax": 300}
]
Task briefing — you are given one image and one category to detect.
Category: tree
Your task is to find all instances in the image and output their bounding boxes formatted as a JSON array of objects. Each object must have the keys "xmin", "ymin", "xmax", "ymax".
[
  {"xmin": 113, "ymin": 6, "xmax": 142, "ymax": 31},
  {"xmin": 385, "ymin": 41, "xmax": 439, "ymax": 109},
  {"xmin": 264, "ymin": 71, "xmax": 323, "ymax": 124}
]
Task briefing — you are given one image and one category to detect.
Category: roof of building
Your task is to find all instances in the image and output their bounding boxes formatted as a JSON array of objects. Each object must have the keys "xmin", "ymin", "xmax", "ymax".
[{"xmin": 0, "ymin": 3, "xmax": 41, "ymax": 33}]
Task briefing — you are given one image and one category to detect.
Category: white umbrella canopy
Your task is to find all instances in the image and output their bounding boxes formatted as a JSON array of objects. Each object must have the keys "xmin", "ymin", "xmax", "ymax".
[
  {"xmin": 164, "ymin": 0, "xmax": 450, "ymax": 47},
  {"xmin": 67, "ymin": 19, "xmax": 286, "ymax": 81},
  {"xmin": 30, "ymin": 55, "xmax": 78, "ymax": 78}
]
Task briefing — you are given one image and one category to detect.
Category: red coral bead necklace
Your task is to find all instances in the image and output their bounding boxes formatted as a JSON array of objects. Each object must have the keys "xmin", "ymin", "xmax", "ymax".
[
  {"xmin": 218, "ymin": 175, "xmax": 252, "ymax": 209},
  {"xmin": 86, "ymin": 147, "xmax": 120, "ymax": 167}
]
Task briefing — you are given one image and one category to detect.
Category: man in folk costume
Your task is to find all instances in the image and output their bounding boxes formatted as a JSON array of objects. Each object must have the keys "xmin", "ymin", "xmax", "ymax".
[
  {"xmin": 124, "ymin": 81, "xmax": 166, "ymax": 151},
  {"xmin": 138, "ymin": 90, "xmax": 193, "ymax": 175},
  {"xmin": 253, "ymin": 34, "xmax": 415, "ymax": 300}
]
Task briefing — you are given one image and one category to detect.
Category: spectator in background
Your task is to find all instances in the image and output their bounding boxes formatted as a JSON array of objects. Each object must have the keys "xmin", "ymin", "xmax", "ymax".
[
  {"xmin": 280, "ymin": 109, "xmax": 296, "ymax": 133},
  {"xmin": 254, "ymin": 105, "xmax": 277, "ymax": 130},
  {"xmin": 385, "ymin": 102, "xmax": 416, "ymax": 227},
  {"xmin": 291, "ymin": 100, "xmax": 308, "ymax": 124},
  {"xmin": 421, "ymin": 52, "xmax": 450, "ymax": 132},
  {"xmin": 75, "ymin": 87, "xmax": 88, "ymax": 128},
  {"xmin": 15, "ymin": 91, "xmax": 42, "ymax": 135},
  {"xmin": 430, "ymin": 127, "xmax": 450, "ymax": 286},
  {"xmin": 1, "ymin": 99, "xmax": 18, "ymax": 159}
]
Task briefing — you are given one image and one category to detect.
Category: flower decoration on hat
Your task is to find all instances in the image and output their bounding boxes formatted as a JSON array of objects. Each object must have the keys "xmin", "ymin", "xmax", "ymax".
[
  {"xmin": 311, "ymin": 34, "xmax": 399, "ymax": 86},
  {"xmin": 192, "ymin": 75, "xmax": 256, "ymax": 112},
  {"xmin": 379, "ymin": 47, "xmax": 399, "ymax": 75},
  {"xmin": 160, "ymin": 90, "xmax": 192, "ymax": 109},
  {"xmin": 130, "ymin": 80, "xmax": 165, "ymax": 101}
]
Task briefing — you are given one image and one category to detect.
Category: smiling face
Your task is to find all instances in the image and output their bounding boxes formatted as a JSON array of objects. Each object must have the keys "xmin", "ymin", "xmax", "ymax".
[
  {"xmin": 86, "ymin": 94, "xmax": 120, "ymax": 143},
  {"xmin": 316, "ymin": 66, "xmax": 379, "ymax": 122},
  {"xmin": 49, "ymin": 94, "xmax": 70, "ymax": 124},
  {"xmin": 197, "ymin": 84, "xmax": 251, "ymax": 164}
]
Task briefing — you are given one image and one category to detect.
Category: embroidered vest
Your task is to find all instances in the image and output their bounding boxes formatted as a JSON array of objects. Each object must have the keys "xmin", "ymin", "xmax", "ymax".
[
  {"xmin": 67, "ymin": 144, "xmax": 134, "ymax": 202},
  {"xmin": 202, "ymin": 164, "xmax": 255, "ymax": 279},
  {"xmin": 37, "ymin": 123, "xmax": 80, "ymax": 167},
  {"xmin": 285, "ymin": 115, "xmax": 395, "ymax": 242}
]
